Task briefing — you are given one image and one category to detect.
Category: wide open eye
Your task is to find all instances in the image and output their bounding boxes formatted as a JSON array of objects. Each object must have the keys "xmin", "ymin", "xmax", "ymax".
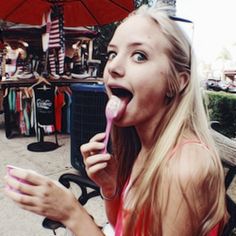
[
  {"xmin": 132, "ymin": 52, "xmax": 147, "ymax": 62},
  {"xmin": 107, "ymin": 51, "xmax": 117, "ymax": 61}
]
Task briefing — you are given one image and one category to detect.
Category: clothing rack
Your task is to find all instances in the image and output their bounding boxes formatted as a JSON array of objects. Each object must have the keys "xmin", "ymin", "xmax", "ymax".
[
  {"xmin": 27, "ymin": 83, "xmax": 58, "ymax": 152},
  {"xmin": 1, "ymin": 78, "xmax": 102, "ymax": 139},
  {"xmin": 0, "ymin": 77, "xmax": 102, "ymax": 88}
]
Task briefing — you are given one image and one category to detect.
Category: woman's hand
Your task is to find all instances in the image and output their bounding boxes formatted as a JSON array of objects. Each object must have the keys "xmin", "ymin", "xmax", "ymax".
[
  {"xmin": 80, "ymin": 133, "xmax": 118, "ymax": 195},
  {"xmin": 4, "ymin": 168, "xmax": 79, "ymax": 224}
]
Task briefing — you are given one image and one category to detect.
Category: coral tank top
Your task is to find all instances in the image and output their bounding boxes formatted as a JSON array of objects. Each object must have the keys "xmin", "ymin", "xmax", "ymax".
[{"xmin": 115, "ymin": 140, "xmax": 221, "ymax": 236}]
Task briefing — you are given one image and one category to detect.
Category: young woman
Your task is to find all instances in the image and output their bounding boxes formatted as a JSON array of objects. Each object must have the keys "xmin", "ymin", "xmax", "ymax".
[{"xmin": 5, "ymin": 5, "xmax": 227, "ymax": 236}]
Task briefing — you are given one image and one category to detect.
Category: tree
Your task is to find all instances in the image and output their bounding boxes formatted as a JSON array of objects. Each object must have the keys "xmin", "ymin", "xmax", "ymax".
[
  {"xmin": 135, "ymin": 0, "xmax": 177, "ymax": 15},
  {"xmin": 217, "ymin": 47, "xmax": 232, "ymax": 61},
  {"xmin": 93, "ymin": 23, "xmax": 118, "ymax": 76},
  {"xmin": 136, "ymin": 0, "xmax": 176, "ymax": 8},
  {"xmin": 135, "ymin": 0, "xmax": 151, "ymax": 8}
]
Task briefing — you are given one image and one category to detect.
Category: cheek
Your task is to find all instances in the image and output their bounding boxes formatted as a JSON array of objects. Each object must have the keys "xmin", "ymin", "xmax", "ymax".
[
  {"xmin": 137, "ymin": 71, "xmax": 168, "ymax": 96},
  {"xmin": 146, "ymin": 88, "xmax": 167, "ymax": 112},
  {"xmin": 137, "ymin": 76, "xmax": 168, "ymax": 108},
  {"xmin": 103, "ymin": 64, "xmax": 109, "ymax": 81},
  {"xmin": 102, "ymin": 66, "xmax": 111, "ymax": 97},
  {"xmin": 142, "ymin": 88, "xmax": 166, "ymax": 105}
]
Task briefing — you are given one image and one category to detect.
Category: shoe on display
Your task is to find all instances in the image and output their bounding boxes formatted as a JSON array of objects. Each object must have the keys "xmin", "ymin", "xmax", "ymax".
[
  {"xmin": 71, "ymin": 72, "xmax": 90, "ymax": 79},
  {"xmin": 50, "ymin": 73, "xmax": 60, "ymax": 79},
  {"xmin": 61, "ymin": 74, "xmax": 72, "ymax": 80},
  {"xmin": 17, "ymin": 72, "xmax": 34, "ymax": 79}
]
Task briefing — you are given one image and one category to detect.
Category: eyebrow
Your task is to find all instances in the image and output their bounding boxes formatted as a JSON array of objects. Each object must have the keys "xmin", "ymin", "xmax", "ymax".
[
  {"xmin": 107, "ymin": 44, "xmax": 117, "ymax": 49},
  {"xmin": 108, "ymin": 41, "xmax": 153, "ymax": 51}
]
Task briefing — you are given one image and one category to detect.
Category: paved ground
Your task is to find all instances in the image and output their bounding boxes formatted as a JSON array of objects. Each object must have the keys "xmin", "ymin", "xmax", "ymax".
[
  {"xmin": 1, "ymin": 113, "xmax": 236, "ymax": 236},
  {"xmin": 0, "ymin": 114, "xmax": 107, "ymax": 236}
]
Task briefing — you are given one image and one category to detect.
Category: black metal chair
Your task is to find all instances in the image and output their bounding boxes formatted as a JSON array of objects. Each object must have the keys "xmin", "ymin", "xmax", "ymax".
[
  {"xmin": 42, "ymin": 83, "xmax": 107, "ymax": 235},
  {"xmin": 222, "ymin": 160, "xmax": 236, "ymax": 236},
  {"xmin": 43, "ymin": 116, "xmax": 236, "ymax": 235},
  {"xmin": 211, "ymin": 121, "xmax": 236, "ymax": 236},
  {"xmin": 43, "ymin": 156, "xmax": 236, "ymax": 236},
  {"xmin": 42, "ymin": 172, "xmax": 100, "ymax": 235}
]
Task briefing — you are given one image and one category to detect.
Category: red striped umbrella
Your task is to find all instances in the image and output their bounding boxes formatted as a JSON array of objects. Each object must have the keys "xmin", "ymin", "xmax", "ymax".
[{"xmin": 0, "ymin": 0, "xmax": 134, "ymax": 27}]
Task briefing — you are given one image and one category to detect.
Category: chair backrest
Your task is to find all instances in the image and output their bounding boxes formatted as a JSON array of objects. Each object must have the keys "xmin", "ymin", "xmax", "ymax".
[
  {"xmin": 222, "ymin": 160, "xmax": 236, "ymax": 236},
  {"xmin": 210, "ymin": 123, "xmax": 236, "ymax": 235},
  {"xmin": 70, "ymin": 83, "xmax": 108, "ymax": 177}
]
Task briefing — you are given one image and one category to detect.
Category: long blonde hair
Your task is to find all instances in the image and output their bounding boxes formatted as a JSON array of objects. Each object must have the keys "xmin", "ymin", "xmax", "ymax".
[{"xmin": 111, "ymin": 5, "xmax": 227, "ymax": 236}]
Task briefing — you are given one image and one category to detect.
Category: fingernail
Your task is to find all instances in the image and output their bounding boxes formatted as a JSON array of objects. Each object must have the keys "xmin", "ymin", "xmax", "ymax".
[{"xmin": 4, "ymin": 184, "xmax": 11, "ymax": 191}]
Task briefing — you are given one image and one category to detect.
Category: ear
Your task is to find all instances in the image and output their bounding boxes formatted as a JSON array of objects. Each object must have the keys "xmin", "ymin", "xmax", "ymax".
[{"xmin": 179, "ymin": 72, "xmax": 189, "ymax": 93}]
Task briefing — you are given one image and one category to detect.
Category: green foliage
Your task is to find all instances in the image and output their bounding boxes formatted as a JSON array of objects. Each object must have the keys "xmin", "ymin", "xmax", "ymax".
[
  {"xmin": 205, "ymin": 91, "xmax": 236, "ymax": 138},
  {"xmin": 135, "ymin": 0, "xmax": 152, "ymax": 8},
  {"xmin": 92, "ymin": 22, "xmax": 118, "ymax": 77}
]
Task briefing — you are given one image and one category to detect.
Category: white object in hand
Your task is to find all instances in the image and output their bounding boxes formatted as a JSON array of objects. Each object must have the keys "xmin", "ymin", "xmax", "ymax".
[{"xmin": 103, "ymin": 95, "xmax": 123, "ymax": 153}]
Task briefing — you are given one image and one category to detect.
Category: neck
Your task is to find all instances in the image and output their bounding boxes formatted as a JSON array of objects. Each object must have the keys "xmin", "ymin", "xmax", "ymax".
[{"xmin": 136, "ymin": 107, "xmax": 167, "ymax": 151}]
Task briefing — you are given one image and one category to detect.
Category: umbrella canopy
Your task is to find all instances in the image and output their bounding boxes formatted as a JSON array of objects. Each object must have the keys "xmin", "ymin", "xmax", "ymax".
[{"xmin": 0, "ymin": 0, "xmax": 134, "ymax": 27}]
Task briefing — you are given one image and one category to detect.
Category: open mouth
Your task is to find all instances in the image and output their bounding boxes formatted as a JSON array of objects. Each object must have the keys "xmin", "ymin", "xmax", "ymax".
[
  {"xmin": 107, "ymin": 87, "xmax": 133, "ymax": 120},
  {"xmin": 110, "ymin": 87, "xmax": 133, "ymax": 102}
]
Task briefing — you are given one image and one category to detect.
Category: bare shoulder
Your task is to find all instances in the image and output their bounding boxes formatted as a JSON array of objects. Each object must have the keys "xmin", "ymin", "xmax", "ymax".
[
  {"xmin": 158, "ymin": 143, "xmax": 224, "ymax": 235},
  {"xmin": 167, "ymin": 142, "xmax": 220, "ymax": 185}
]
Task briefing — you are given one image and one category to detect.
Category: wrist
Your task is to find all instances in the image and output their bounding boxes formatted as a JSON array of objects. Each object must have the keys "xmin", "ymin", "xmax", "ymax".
[
  {"xmin": 100, "ymin": 186, "xmax": 119, "ymax": 201},
  {"xmin": 63, "ymin": 204, "xmax": 103, "ymax": 235},
  {"xmin": 62, "ymin": 198, "xmax": 82, "ymax": 230}
]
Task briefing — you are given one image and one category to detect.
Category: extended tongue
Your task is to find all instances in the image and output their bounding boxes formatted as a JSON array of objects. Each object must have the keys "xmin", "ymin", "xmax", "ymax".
[
  {"xmin": 102, "ymin": 96, "xmax": 127, "ymax": 153},
  {"xmin": 114, "ymin": 96, "xmax": 128, "ymax": 121}
]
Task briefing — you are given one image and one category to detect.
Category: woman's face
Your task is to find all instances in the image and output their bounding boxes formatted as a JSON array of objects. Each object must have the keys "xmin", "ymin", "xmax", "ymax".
[{"xmin": 103, "ymin": 15, "xmax": 171, "ymax": 128}]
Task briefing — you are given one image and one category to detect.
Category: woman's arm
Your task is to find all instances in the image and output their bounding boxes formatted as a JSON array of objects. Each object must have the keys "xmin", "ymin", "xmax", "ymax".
[
  {"xmin": 159, "ymin": 143, "xmax": 225, "ymax": 235},
  {"xmin": 80, "ymin": 132, "xmax": 120, "ymax": 227},
  {"xmin": 103, "ymin": 193, "xmax": 121, "ymax": 227},
  {"xmin": 4, "ymin": 168, "xmax": 104, "ymax": 236},
  {"xmin": 62, "ymin": 202, "xmax": 105, "ymax": 235}
]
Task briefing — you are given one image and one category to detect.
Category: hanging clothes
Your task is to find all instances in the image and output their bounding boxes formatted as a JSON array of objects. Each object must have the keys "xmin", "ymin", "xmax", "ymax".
[
  {"xmin": 54, "ymin": 89, "xmax": 65, "ymax": 132},
  {"xmin": 32, "ymin": 84, "xmax": 55, "ymax": 136},
  {"xmin": 5, "ymin": 88, "xmax": 32, "ymax": 137},
  {"xmin": 0, "ymin": 89, "xmax": 4, "ymax": 112},
  {"xmin": 8, "ymin": 88, "xmax": 16, "ymax": 112},
  {"xmin": 61, "ymin": 91, "xmax": 72, "ymax": 134},
  {"xmin": 22, "ymin": 96, "xmax": 31, "ymax": 136},
  {"xmin": 48, "ymin": 5, "xmax": 65, "ymax": 77},
  {"xmin": 66, "ymin": 92, "xmax": 72, "ymax": 133}
]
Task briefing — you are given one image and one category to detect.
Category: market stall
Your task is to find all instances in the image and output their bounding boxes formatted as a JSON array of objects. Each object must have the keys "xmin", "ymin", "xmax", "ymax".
[
  {"xmin": 0, "ymin": 0, "xmax": 134, "ymax": 153},
  {"xmin": 0, "ymin": 23, "xmax": 101, "ymax": 143}
]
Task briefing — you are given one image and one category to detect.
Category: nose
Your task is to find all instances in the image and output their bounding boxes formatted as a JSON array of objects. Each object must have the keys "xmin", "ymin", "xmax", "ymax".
[{"xmin": 106, "ymin": 55, "xmax": 125, "ymax": 79}]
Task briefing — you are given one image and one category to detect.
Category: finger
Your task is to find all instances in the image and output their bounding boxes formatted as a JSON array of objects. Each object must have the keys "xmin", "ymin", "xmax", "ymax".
[
  {"xmin": 13, "ymin": 203, "xmax": 61, "ymax": 221},
  {"xmin": 16, "ymin": 204, "xmax": 51, "ymax": 219},
  {"xmin": 5, "ymin": 174, "xmax": 38, "ymax": 196},
  {"xmin": 85, "ymin": 154, "xmax": 111, "ymax": 168},
  {"xmin": 87, "ymin": 162, "xmax": 108, "ymax": 176},
  {"xmin": 89, "ymin": 133, "xmax": 106, "ymax": 142},
  {"xmin": 8, "ymin": 168, "xmax": 47, "ymax": 186},
  {"xmin": 80, "ymin": 142, "xmax": 105, "ymax": 158},
  {"xmin": 16, "ymin": 204, "xmax": 42, "ymax": 216},
  {"xmin": 80, "ymin": 133, "xmax": 106, "ymax": 157},
  {"xmin": 4, "ymin": 185, "xmax": 36, "ymax": 206},
  {"xmin": 4, "ymin": 188, "xmax": 47, "ymax": 217}
]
